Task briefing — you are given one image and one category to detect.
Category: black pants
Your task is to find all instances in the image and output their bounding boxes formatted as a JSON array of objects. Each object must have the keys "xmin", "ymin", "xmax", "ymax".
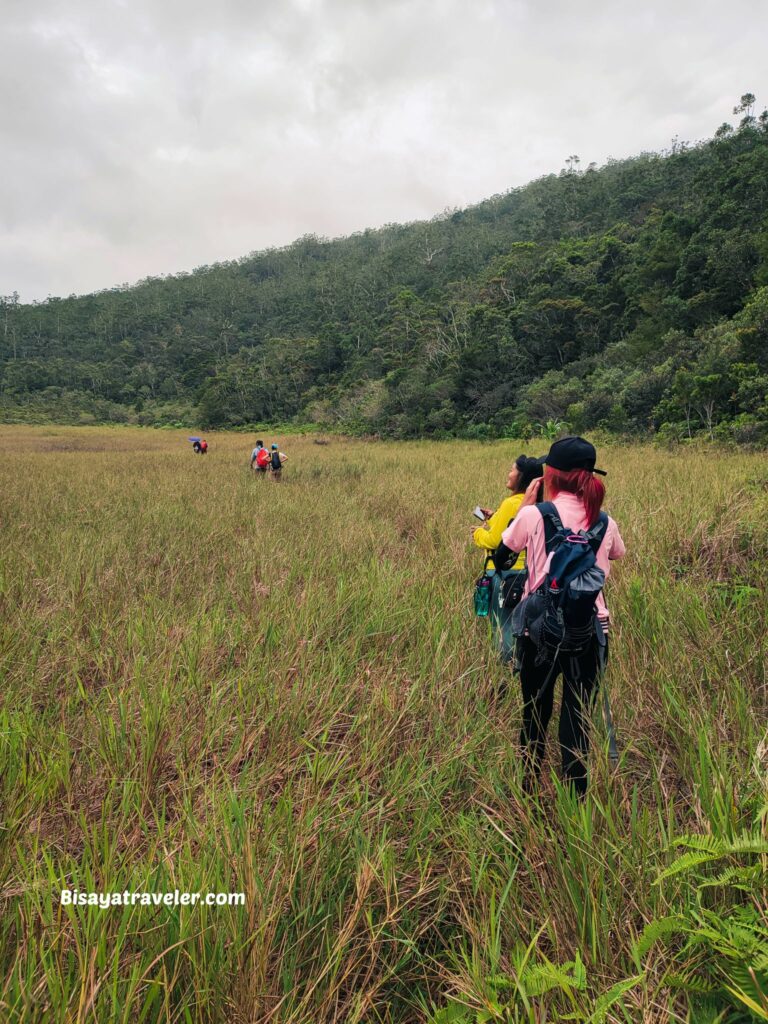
[{"xmin": 517, "ymin": 636, "xmax": 606, "ymax": 796}]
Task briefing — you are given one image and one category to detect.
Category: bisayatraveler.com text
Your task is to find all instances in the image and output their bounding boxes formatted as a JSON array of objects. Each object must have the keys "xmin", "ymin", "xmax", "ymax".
[{"xmin": 60, "ymin": 889, "xmax": 245, "ymax": 909}]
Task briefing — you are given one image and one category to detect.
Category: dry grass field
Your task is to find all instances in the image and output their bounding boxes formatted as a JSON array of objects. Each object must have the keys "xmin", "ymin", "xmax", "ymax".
[{"xmin": 1, "ymin": 426, "xmax": 766, "ymax": 1023}]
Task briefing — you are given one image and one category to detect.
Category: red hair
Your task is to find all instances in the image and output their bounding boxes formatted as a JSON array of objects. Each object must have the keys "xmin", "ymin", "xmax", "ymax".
[{"xmin": 544, "ymin": 466, "xmax": 605, "ymax": 527}]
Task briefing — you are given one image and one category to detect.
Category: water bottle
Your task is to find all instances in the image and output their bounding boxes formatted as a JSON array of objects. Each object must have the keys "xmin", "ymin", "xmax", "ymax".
[{"xmin": 474, "ymin": 575, "xmax": 492, "ymax": 617}]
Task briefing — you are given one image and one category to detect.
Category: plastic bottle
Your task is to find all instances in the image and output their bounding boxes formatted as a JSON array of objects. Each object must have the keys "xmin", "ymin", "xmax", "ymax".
[{"xmin": 474, "ymin": 575, "xmax": 492, "ymax": 617}]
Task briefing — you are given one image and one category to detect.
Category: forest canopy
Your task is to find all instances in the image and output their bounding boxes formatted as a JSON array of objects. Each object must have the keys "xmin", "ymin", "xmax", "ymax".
[{"xmin": 3, "ymin": 98, "xmax": 768, "ymax": 443}]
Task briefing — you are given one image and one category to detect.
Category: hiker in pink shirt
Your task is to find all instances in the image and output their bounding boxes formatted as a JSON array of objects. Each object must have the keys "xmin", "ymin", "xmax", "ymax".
[{"xmin": 494, "ymin": 437, "xmax": 626, "ymax": 796}]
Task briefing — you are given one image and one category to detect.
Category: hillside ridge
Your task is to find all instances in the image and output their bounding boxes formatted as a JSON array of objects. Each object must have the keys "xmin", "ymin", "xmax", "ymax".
[{"xmin": 2, "ymin": 105, "xmax": 768, "ymax": 442}]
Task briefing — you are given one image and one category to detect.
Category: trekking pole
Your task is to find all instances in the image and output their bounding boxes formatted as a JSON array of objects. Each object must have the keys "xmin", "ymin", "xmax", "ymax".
[
  {"xmin": 602, "ymin": 688, "xmax": 619, "ymax": 766},
  {"xmin": 596, "ymin": 625, "xmax": 619, "ymax": 766}
]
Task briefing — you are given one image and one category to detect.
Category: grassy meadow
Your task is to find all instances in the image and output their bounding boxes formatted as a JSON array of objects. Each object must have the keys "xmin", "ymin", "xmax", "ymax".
[{"xmin": 1, "ymin": 425, "xmax": 766, "ymax": 1023}]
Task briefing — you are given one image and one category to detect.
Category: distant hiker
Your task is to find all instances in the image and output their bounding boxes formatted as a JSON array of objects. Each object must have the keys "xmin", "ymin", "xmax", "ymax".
[
  {"xmin": 189, "ymin": 436, "xmax": 207, "ymax": 455},
  {"xmin": 200, "ymin": 439, "xmax": 208, "ymax": 454},
  {"xmin": 472, "ymin": 455, "xmax": 544, "ymax": 665},
  {"xmin": 268, "ymin": 443, "xmax": 287, "ymax": 479},
  {"xmin": 251, "ymin": 440, "xmax": 269, "ymax": 474},
  {"xmin": 493, "ymin": 437, "xmax": 625, "ymax": 797}
]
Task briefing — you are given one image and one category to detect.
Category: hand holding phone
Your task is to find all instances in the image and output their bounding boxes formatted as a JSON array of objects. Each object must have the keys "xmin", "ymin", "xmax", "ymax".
[
  {"xmin": 472, "ymin": 506, "xmax": 487, "ymax": 522},
  {"xmin": 522, "ymin": 477, "xmax": 544, "ymax": 507}
]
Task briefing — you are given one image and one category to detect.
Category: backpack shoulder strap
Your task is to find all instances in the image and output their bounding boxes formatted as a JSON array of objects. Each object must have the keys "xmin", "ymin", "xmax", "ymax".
[
  {"xmin": 586, "ymin": 512, "xmax": 609, "ymax": 555},
  {"xmin": 536, "ymin": 501, "xmax": 563, "ymax": 553}
]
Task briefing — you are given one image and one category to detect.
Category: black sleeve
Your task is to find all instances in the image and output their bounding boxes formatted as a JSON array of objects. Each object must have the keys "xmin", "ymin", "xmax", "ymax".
[{"xmin": 493, "ymin": 541, "xmax": 515, "ymax": 571}]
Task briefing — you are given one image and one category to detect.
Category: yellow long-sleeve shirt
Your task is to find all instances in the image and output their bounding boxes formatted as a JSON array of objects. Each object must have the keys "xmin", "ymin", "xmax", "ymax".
[{"xmin": 473, "ymin": 493, "xmax": 526, "ymax": 571}]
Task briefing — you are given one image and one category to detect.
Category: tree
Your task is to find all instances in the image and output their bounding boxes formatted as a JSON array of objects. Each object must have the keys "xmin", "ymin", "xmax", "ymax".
[
  {"xmin": 733, "ymin": 92, "xmax": 756, "ymax": 129},
  {"xmin": 3, "ymin": 110, "xmax": 768, "ymax": 440},
  {"xmin": 0, "ymin": 292, "xmax": 20, "ymax": 361}
]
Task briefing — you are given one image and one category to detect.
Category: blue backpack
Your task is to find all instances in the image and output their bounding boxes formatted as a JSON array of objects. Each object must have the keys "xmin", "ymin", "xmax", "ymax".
[{"xmin": 512, "ymin": 502, "xmax": 608, "ymax": 665}]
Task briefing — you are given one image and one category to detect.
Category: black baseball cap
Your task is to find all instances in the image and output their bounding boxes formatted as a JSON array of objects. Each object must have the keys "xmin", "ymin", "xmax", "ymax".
[
  {"xmin": 514, "ymin": 454, "xmax": 545, "ymax": 489},
  {"xmin": 543, "ymin": 436, "xmax": 607, "ymax": 476}
]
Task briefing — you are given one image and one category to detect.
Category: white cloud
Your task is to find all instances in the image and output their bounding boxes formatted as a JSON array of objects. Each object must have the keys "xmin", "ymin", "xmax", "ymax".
[{"xmin": 1, "ymin": 0, "xmax": 766, "ymax": 300}]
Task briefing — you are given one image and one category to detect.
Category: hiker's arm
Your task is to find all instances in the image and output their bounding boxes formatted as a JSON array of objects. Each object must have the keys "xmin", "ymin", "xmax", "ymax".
[
  {"xmin": 474, "ymin": 495, "xmax": 522, "ymax": 551},
  {"xmin": 473, "ymin": 507, "xmax": 501, "ymax": 551},
  {"xmin": 501, "ymin": 505, "xmax": 535, "ymax": 555},
  {"xmin": 473, "ymin": 526, "xmax": 496, "ymax": 550},
  {"xmin": 608, "ymin": 521, "xmax": 626, "ymax": 560}
]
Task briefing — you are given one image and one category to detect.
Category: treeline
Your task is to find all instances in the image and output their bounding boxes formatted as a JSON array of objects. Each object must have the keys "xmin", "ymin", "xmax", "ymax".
[{"xmin": 3, "ymin": 98, "xmax": 768, "ymax": 443}]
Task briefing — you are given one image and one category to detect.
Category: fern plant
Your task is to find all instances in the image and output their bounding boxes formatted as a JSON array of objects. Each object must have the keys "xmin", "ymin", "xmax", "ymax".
[
  {"xmin": 428, "ymin": 947, "xmax": 587, "ymax": 1023},
  {"xmin": 634, "ymin": 819, "xmax": 768, "ymax": 1021}
]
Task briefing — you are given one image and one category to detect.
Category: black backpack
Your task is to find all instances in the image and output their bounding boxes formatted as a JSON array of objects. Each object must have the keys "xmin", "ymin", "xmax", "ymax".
[
  {"xmin": 512, "ymin": 502, "xmax": 608, "ymax": 665},
  {"xmin": 270, "ymin": 450, "xmax": 281, "ymax": 469},
  {"xmin": 496, "ymin": 514, "xmax": 528, "ymax": 610}
]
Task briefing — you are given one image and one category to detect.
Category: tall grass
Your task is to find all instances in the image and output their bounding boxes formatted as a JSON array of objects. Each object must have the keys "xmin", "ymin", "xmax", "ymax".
[{"xmin": 0, "ymin": 426, "xmax": 766, "ymax": 1022}]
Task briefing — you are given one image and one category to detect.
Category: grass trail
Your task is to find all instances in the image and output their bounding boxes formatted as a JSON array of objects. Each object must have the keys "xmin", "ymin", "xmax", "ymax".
[{"xmin": 1, "ymin": 426, "xmax": 766, "ymax": 1022}]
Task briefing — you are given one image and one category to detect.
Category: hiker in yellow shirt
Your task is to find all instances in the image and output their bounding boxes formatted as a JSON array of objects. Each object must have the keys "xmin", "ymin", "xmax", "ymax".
[{"xmin": 473, "ymin": 455, "xmax": 544, "ymax": 664}]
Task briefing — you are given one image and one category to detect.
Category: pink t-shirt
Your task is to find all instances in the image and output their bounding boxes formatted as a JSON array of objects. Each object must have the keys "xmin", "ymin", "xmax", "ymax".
[{"xmin": 501, "ymin": 493, "xmax": 626, "ymax": 625}]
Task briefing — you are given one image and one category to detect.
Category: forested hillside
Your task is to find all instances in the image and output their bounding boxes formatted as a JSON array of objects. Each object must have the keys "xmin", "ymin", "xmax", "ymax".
[{"xmin": 3, "ymin": 100, "xmax": 768, "ymax": 441}]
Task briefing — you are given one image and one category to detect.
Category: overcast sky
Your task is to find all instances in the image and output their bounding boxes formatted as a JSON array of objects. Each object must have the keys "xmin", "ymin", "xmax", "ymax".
[{"xmin": 2, "ymin": 0, "xmax": 766, "ymax": 302}]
